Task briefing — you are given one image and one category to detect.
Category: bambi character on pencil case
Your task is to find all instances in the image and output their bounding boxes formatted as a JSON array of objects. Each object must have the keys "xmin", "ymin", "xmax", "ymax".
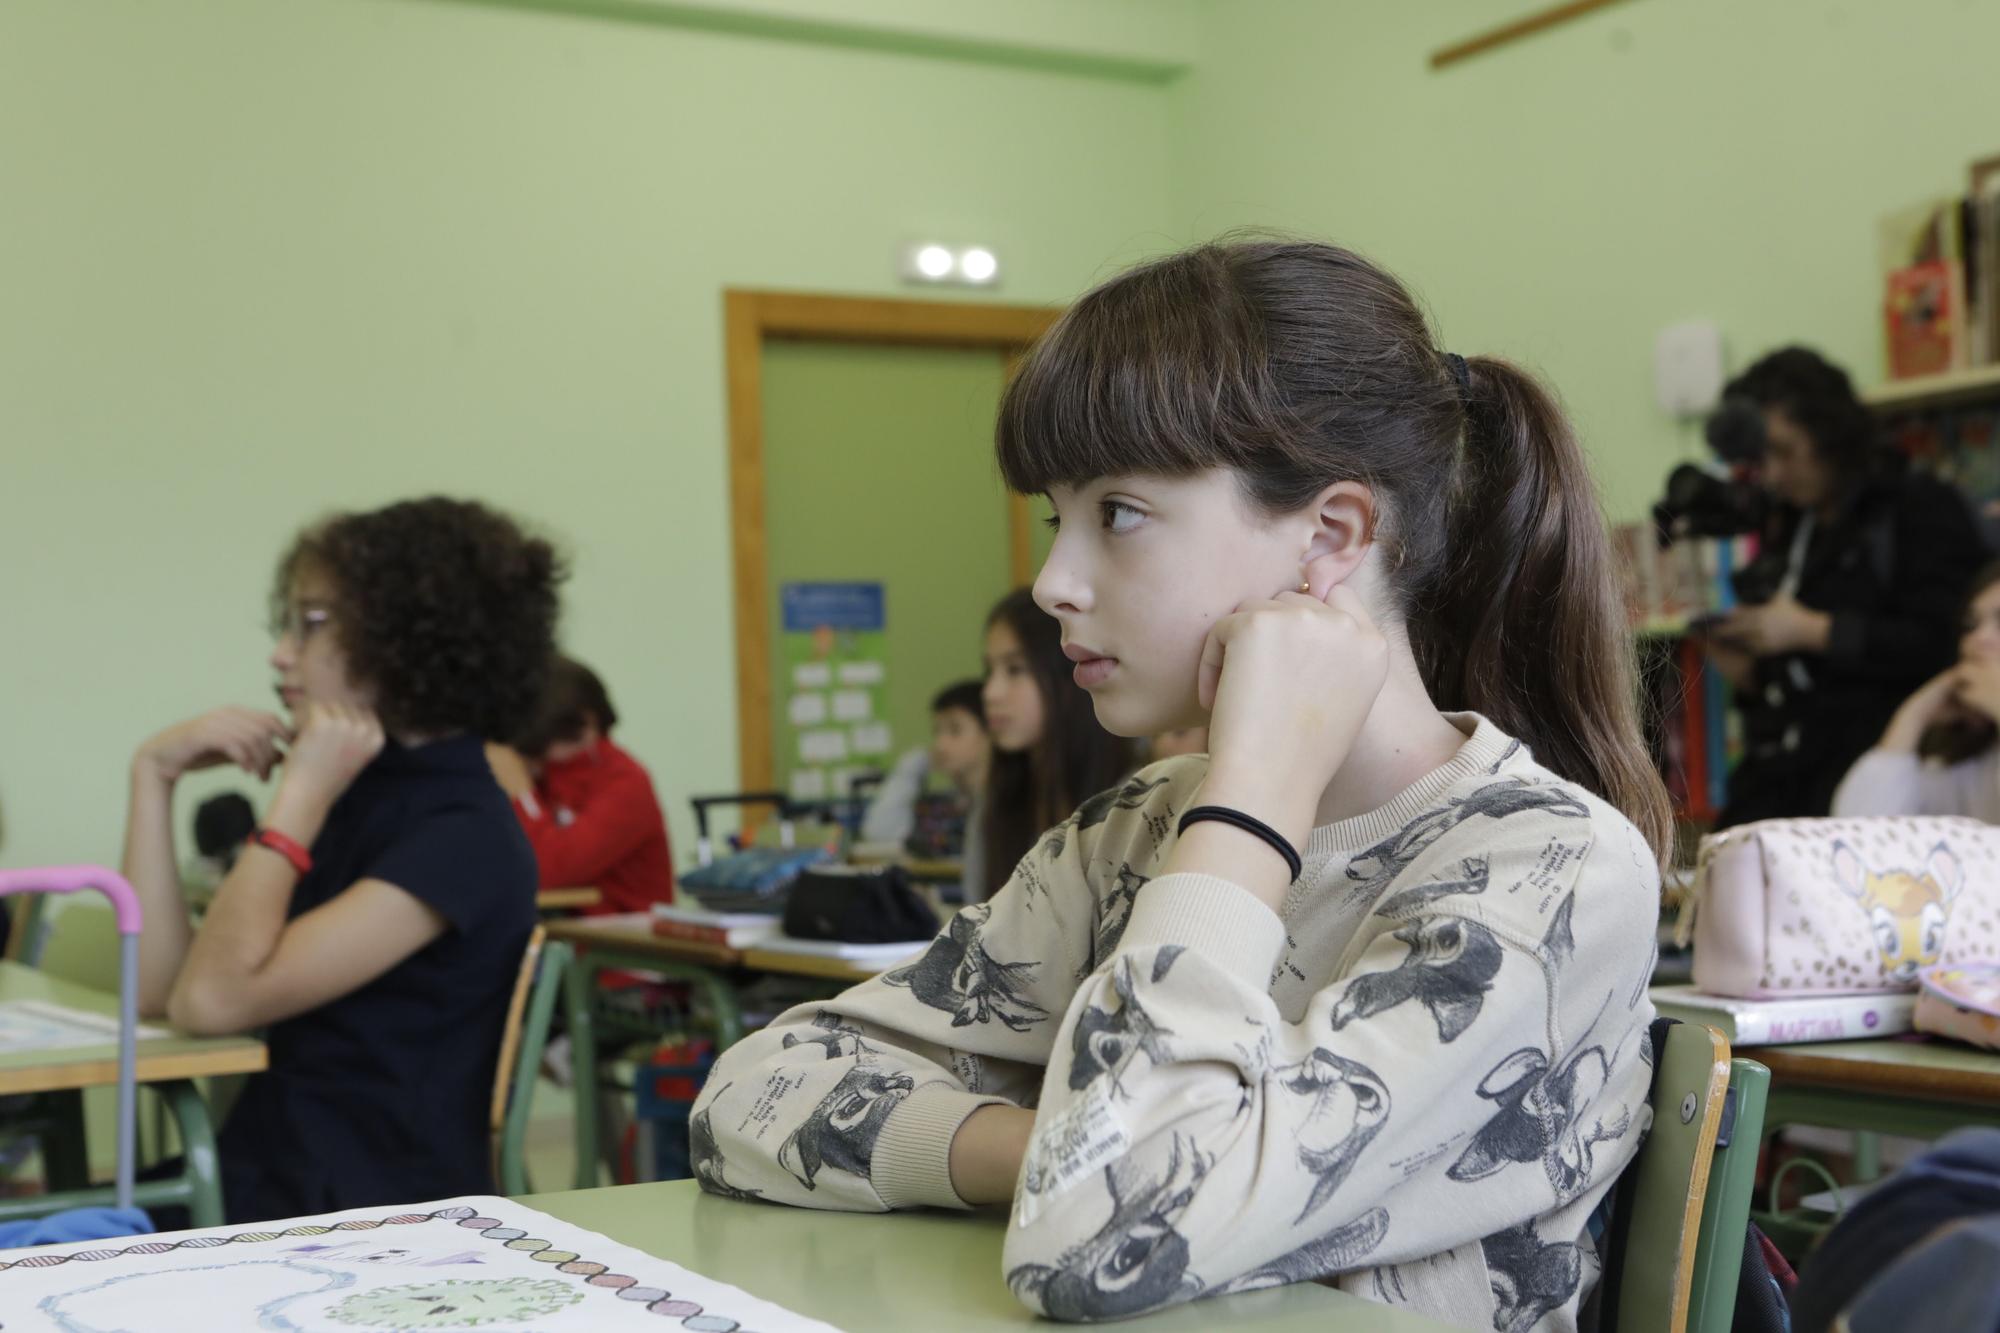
[
  {"xmin": 120, "ymin": 496, "xmax": 559, "ymax": 1223},
  {"xmin": 692, "ymin": 239, "xmax": 1670, "ymax": 1330}
]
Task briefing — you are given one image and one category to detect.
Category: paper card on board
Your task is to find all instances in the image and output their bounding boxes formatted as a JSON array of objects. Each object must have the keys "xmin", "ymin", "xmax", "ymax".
[
  {"xmin": 792, "ymin": 662, "xmax": 834, "ymax": 689},
  {"xmin": 829, "ymin": 691, "xmax": 872, "ymax": 723},
  {"xmin": 787, "ymin": 693, "xmax": 829, "ymax": 726},
  {"xmin": 849, "ymin": 723, "xmax": 892, "ymax": 756},
  {"xmin": 798, "ymin": 730, "xmax": 850, "ymax": 764},
  {"xmin": 834, "ymin": 661, "xmax": 885, "ymax": 687}
]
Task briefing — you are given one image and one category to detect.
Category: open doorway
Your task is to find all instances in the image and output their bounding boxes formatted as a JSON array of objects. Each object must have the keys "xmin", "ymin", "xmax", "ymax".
[{"xmin": 722, "ymin": 290, "xmax": 1060, "ymax": 798}]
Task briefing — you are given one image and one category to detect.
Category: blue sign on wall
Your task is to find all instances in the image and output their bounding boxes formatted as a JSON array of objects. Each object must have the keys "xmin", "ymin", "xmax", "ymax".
[{"xmin": 780, "ymin": 581, "xmax": 886, "ymax": 633}]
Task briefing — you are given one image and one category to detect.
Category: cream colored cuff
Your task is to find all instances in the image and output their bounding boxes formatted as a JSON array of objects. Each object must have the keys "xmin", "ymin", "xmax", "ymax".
[
  {"xmin": 871, "ymin": 1082, "xmax": 1007, "ymax": 1211},
  {"xmin": 1115, "ymin": 872, "xmax": 1288, "ymax": 987}
]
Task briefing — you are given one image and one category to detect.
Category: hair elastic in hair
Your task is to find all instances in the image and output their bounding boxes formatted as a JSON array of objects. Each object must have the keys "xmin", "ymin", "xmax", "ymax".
[
  {"xmin": 1445, "ymin": 352, "xmax": 1472, "ymax": 397},
  {"xmin": 1177, "ymin": 805, "xmax": 1303, "ymax": 883}
]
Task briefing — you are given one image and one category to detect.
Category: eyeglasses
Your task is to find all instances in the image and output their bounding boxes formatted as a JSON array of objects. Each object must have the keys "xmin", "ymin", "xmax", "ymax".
[{"xmin": 272, "ymin": 605, "xmax": 333, "ymax": 643}]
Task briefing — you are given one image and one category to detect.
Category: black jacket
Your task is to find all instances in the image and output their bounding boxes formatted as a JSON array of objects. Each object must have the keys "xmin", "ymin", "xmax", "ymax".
[{"xmin": 1718, "ymin": 466, "xmax": 1986, "ymax": 827}]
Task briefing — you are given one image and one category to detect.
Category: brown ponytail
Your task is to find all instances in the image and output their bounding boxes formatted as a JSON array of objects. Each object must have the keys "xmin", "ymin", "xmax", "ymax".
[
  {"xmin": 1418, "ymin": 358, "xmax": 1673, "ymax": 862},
  {"xmin": 997, "ymin": 237, "xmax": 1673, "ymax": 865}
]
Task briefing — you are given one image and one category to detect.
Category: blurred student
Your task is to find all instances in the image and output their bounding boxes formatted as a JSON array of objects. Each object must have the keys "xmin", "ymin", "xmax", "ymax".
[
  {"xmin": 121, "ymin": 497, "xmax": 556, "ymax": 1221},
  {"xmin": 489, "ymin": 656, "xmax": 675, "ymax": 912},
  {"xmin": 860, "ymin": 680, "xmax": 991, "ymax": 875},
  {"xmin": 978, "ymin": 587, "xmax": 1136, "ymax": 899},
  {"xmin": 1834, "ymin": 561, "xmax": 2000, "ymax": 820},
  {"xmin": 1702, "ymin": 347, "xmax": 1984, "ymax": 826}
]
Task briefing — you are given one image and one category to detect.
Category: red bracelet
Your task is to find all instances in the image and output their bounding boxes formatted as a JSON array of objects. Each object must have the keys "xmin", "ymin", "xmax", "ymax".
[{"xmin": 244, "ymin": 828, "xmax": 313, "ymax": 877}]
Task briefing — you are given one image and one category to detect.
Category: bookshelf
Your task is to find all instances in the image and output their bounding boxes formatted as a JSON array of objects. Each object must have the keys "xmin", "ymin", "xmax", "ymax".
[{"xmin": 1865, "ymin": 363, "xmax": 2000, "ymax": 414}]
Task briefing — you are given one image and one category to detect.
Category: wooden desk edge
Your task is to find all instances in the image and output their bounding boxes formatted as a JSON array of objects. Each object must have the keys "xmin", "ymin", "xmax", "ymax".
[
  {"xmin": 547, "ymin": 921, "xmax": 744, "ymax": 970},
  {"xmin": 0, "ymin": 1044, "xmax": 269, "ymax": 1096},
  {"xmin": 1748, "ymin": 1044, "xmax": 2000, "ymax": 1103},
  {"xmin": 537, "ymin": 888, "xmax": 604, "ymax": 910},
  {"xmin": 545, "ymin": 919, "xmax": 902, "ymax": 981}
]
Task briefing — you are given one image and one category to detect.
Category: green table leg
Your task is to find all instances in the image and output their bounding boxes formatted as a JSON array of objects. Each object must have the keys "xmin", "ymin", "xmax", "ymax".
[
  {"xmin": 42, "ymin": 1090, "xmax": 90, "ymax": 1192},
  {"xmin": 1853, "ymin": 1130, "xmax": 1882, "ymax": 1183},
  {"xmin": 1752, "ymin": 1085, "xmax": 2000, "ymax": 1256},
  {"xmin": 563, "ymin": 945, "xmax": 750, "ymax": 1190},
  {"xmin": 157, "ymin": 1079, "xmax": 224, "ymax": 1227},
  {"xmin": 565, "ymin": 950, "xmax": 600, "ymax": 1193},
  {"xmin": 0, "ymin": 1080, "xmax": 224, "ymax": 1226}
]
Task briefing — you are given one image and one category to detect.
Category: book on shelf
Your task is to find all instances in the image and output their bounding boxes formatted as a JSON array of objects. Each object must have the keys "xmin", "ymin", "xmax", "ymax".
[
  {"xmin": 1613, "ymin": 524, "xmax": 1759, "ymax": 632},
  {"xmin": 648, "ymin": 903, "xmax": 781, "ymax": 948},
  {"xmin": 1650, "ymin": 983, "xmax": 1916, "ymax": 1046},
  {"xmin": 1885, "ymin": 260, "xmax": 1965, "ymax": 380},
  {"xmin": 1878, "ymin": 173, "xmax": 2000, "ymax": 379}
]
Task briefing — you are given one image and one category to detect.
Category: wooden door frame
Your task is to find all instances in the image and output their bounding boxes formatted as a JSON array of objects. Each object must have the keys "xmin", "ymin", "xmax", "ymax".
[{"xmin": 724, "ymin": 289, "xmax": 1061, "ymax": 795}]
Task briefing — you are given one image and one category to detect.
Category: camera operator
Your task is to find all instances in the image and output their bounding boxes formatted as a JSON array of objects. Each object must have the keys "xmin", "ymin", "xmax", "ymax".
[{"xmin": 1697, "ymin": 347, "xmax": 1985, "ymax": 827}]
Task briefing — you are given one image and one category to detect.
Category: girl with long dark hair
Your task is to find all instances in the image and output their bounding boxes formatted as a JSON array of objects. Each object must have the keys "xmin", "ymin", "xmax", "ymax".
[
  {"xmin": 694, "ymin": 239, "xmax": 1668, "ymax": 1329},
  {"xmin": 977, "ymin": 588, "xmax": 1135, "ymax": 899}
]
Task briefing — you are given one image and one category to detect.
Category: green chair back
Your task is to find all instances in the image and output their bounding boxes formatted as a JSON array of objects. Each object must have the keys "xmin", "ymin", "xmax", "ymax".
[
  {"xmin": 1686, "ymin": 1057, "xmax": 1770, "ymax": 1332},
  {"xmin": 1610, "ymin": 1021, "xmax": 1732, "ymax": 1333},
  {"xmin": 494, "ymin": 937, "xmax": 570, "ymax": 1197}
]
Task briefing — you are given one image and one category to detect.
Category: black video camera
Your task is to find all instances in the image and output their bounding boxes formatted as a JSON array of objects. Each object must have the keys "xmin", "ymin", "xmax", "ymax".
[{"xmin": 1652, "ymin": 395, "xmax": 1771, "ymax": 540}]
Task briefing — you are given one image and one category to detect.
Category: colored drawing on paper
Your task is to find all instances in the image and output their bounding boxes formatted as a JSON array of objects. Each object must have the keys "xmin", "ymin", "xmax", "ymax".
[
  {"xmin": 328, "ymin": 1277, "xmax": 582, "ymax": 1326},
  {"xmin": 1, "ymin": 1197, "xmax": 839, "ymax": 1333}
]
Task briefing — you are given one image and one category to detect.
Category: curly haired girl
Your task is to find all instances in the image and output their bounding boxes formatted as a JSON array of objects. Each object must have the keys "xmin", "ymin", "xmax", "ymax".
[{"xmin": 120, "ymin": 495, "xmax": 563, "ymax": 1222}]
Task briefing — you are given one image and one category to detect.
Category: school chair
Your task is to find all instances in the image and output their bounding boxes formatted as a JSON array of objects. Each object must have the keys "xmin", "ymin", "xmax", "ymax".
[
  {"xmin": 1689, "ymin": 1056, "xmax": 1771, "ymax": 1331},
  {"xmin": 1601, "ymin": 1020, "xmax": 1770, "ymax": 1333},
  {"xmin": 491, "ymin": 926, "xmax": 571, "ymax": 1197}
]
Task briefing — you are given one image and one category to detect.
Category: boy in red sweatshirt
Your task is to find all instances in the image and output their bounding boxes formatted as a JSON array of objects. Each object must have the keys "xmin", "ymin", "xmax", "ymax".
[{"xmin": 489, "ymin": 657, "xmax": 675, "ymax": 911}]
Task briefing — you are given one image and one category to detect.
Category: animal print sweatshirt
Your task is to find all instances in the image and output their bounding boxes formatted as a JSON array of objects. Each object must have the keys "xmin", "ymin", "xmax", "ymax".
[{"xmin": 692, "ymin": 716, "xmax": 1661, "ymax": 1331}]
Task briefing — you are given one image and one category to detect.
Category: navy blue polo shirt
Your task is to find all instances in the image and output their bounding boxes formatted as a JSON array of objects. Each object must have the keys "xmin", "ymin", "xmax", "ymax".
[{"xmin": 218, "ymin": 734, "xmax": 536, "ymax": 1223}]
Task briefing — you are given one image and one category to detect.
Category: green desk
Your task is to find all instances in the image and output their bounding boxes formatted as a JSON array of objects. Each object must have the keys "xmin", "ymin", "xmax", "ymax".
[
  {"xmin": 1742, "ymin": 1037, "xmax": 2000, "ymax": 1141},
  {"xmin": 528, "ymin": 1178, "xmax": 1452, "ymax": 1331},
  {"xmin": 1741, "ymin": 1036, "xmax": 2000, "ymax": 1253},
  {"xmin": 0, "ymin": 960, "xmax": 266, "ymax": 1225}
]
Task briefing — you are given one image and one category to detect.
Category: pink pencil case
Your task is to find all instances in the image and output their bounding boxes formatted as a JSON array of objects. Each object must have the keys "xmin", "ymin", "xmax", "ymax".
[
  {"xmin": 1915, "ymin": 961, "xmax": 2000, "ymax": 1051},
  {"xmin": 1687, "ymin": 815, "xmax": 2000, "ymax": 998}
]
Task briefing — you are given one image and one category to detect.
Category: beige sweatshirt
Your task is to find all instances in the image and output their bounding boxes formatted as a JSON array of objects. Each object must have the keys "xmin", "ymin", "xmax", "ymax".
[{"xmin": 691, "ymin": 716, "xmax": 1660, "ymax": 1331}]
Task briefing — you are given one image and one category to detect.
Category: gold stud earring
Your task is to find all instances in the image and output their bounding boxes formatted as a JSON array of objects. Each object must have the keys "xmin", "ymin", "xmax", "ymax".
[{"xmin": 1297, "ymin": 579, "xmax": 1311, "ymax": 594}]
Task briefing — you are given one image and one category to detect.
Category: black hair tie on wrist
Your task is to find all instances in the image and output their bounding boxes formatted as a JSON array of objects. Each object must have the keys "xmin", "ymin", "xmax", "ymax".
[{"xmin": 1177, "ymin": 805, "xmax": 1303, "ymax": 883}]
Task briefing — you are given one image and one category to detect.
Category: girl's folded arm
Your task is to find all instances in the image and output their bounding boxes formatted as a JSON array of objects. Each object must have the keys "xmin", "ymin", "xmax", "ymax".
[
  {"xmin": 691, "ymin": 802, "xmax": 1115, "ymax": 1213},
  {"xmin": 1004, "ymin": 861, "xmax": 1651, "ymax": 1322}
]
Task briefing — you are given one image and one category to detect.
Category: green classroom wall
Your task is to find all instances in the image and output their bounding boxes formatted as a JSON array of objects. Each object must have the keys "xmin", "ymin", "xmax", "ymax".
[
  {"xmin": 9, "ymin": 0, "xmax": 2000, "ymax": 878},
  {"xmin": 1167, "ymin": 0, "xmax": 2000, "ymax": 524},
  {"xmin": 761, "ymin": 341, "xmax": 1011, "ymax": 792},
  {"xmin": 0, "ymin": 0, "xmax": 1170, "ymax": 870}
]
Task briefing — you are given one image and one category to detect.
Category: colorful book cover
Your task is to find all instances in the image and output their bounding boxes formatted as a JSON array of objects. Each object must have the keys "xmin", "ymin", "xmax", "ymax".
[{"xmin": 1885, "ymin": 260, "xmax": 1965, "ymax": 379}]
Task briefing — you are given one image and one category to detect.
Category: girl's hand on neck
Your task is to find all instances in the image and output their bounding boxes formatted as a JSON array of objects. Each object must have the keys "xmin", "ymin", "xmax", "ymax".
[
  {"xmin": 1195, "ymin": 583, "xmax": 1391, "ymax": 858},
  {"xmin": 263, "ymin": 702, "xmax": 386, "ymax": 849}
]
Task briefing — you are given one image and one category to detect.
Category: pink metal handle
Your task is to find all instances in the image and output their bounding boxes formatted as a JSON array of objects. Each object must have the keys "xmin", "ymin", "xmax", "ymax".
[{"xmin": 0, "ymin": 865, "xmax": 144, "ymax": 936}]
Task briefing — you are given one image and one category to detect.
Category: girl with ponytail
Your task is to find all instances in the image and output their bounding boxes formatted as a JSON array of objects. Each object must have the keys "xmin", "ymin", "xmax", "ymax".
[{"xmin": 695, "ymin": 240, "xmax": 1667, "ymax": 1331}]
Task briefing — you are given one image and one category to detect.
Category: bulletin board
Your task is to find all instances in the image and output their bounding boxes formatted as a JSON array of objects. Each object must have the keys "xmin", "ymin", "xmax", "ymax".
[{"xmin": 776, "ymin": 582, "xmax": 892, "ymax": 805}]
